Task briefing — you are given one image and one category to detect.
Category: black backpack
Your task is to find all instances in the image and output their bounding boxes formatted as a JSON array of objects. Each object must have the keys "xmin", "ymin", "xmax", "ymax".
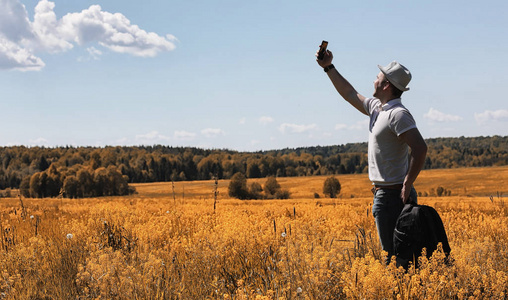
[{"xmin": 393, "ymin": 203, "xmax": 451, "ymax": 269}]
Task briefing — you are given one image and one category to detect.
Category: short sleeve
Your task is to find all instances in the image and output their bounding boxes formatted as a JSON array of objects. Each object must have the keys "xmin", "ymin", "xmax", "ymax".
[
  {"xmin": 363, "ymin": 98, "xmax": 378, "ymax": 116},
  {"xmin": 390, "ymin": 109, "xmax": 417, "ymax": 136}
]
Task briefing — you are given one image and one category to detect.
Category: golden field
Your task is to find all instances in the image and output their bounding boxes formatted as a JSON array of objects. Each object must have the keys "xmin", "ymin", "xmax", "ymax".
[{"xmin": 0, "ymin": 166, "xmax": 506, "ymax": 299}]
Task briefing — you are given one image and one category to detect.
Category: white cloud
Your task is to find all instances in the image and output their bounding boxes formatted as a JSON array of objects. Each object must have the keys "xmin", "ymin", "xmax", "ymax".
[
  {"xmin": 166, "ymin": 34, "xmax": 178, "ymax": 42},
  {"xmin": 259, "ymin": 116, "xmax": 274, "ymax": 125},
  {"xmin": 474, "ymin": 109, "xmax": 508, "ymax": 125},
  {"xmin": 238, "ymin": 117, "xmax": 246, "ymax": 125},
  {"xmin": 201, "ymin": 128, "xmax": 225, "ymax": 138},
  {"xmin": 59, "ymin": 4, "xmax": 175, "ymax": 57},
  {"xmin": 29, "ymin": 137, "xmax": 50, "ymax": 145},
  {"xmin": 77, "ymin": 46, "xmax": 103, "ymax": 62},
  {"xmin": 111, "ymin": 137, "xmax": 129, "ymax": 145},
  {"xmin": 424, "ymin": 108, "xmax": 462, "ymax": 122},
  {"xmin": 0, "ymin": 0, "xmax": 34, "ymax": 42},
  {"xmin": 135, "ymin": 131, "xmax": 170, "ymax": 144},
  {"xmin": 87, "ymin": 46, "xmax": 102, "ymax": 59},
  {"xmin": 279, "ymin": 123, "xmax": 317, "ymax": 134},
  {"xmin": 334, "ymin": 123, "xmax": 348, "ymax": 130},
  {"xmin": 350, "ymin": 119, "xmax": 369, "ymax": 130},
  {"xmin": 0, "ymin": 0, "xmax": 177, "ymax": 71},
  {"xmin": 0, "ymin": 36, "xmax": 45, "ymax": 71},
  {"xmin": 32, "ymin": 0, "xmax": 74, "ymax": 53},
  {"xmin": 335, "ymin": 120, "xmax": 368, "ymax": 131},
  {"xmin": 174, "ymin": 130, "xmax": 196, "ymax": 140}
]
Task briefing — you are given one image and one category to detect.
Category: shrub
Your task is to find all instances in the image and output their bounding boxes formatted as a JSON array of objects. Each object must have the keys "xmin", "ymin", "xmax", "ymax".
[
  {"xmin": 249, "ymin": 182, "xmax": 263, "ymax": 199},
  {"xmin": 275, "ymin": 190, "xmax": 291, "ymax": 199},
  {"xmin": 264, "ymin": 176, "xmax": 281, "ymax": 197},
  {"xmin": 437, "ymin": 186, "xmax": 445, "ymax": 196},
  {"xmin": 323, "ymin": 176, "xmax": 341, "ymax": 198},
  {"xmin": 436, "ymin": 186, "xmax": 451, "ymax": 197},
  {"xmin": 228, "ymin": 172, "xmax": 250, "ymax": 200},
  {"xmin": 264, "ymin": 176, "xmax": 290, "ymax": 199}
]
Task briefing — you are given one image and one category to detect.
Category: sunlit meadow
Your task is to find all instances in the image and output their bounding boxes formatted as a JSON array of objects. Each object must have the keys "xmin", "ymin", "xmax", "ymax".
[{"xmin": 0, "ymin": 166, "xmax": 506, "ymax": 299}]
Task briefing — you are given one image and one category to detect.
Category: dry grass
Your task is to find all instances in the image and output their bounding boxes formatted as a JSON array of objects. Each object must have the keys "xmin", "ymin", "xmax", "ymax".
[{"xmin": 0, "ymin": 166, "xmax": 505, "ymax": 299}]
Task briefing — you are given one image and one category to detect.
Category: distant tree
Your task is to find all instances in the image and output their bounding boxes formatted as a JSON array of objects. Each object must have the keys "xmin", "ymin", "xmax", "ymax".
[
  {"xmin": 28, "ymin": 167, "xmax": 62, "ymax": 198},
  {"xmin": 77, "ymin": 168, "xmax": 93, "ymax": 197},
  {"xmin": 274, "ymin": 189, "xmax": 291, "ymax": 199},
  {"xmin": 45, "ymin": 164, "xmax": 62, "ymax": 197},
  {"xmin": 19, "ymin": 176, "xmax": 30, "ymax": 197},
  {"xmin": 264, "ymin": 176, "xmax": 281, "ymax": 197},
  {"xmin": 228, "ymin": 172, "xmax": 249, "ymax": 200},
  {"xmin": 68, "ymin": 152, "xmax": 84, "ymax": 166},
  {"xmin": 63, "ymin": 175, "xmax": 79, "ymax": 198},
  {"xmin": 29, "ymin": 173, "xmax": 42, "ymax": 198},
  {"xmin": 93, "ymin": 167, "xmax": 108, "ymax": 197},
  {"xmin": 106, "ymin": 166, "xmax": 131, "ymax": 196},
  {"xmin": 89, "ymin": 151, "xmax": 101, "ymax": 169},
  {"xmin": 285, "ymin": 166, "xmax": 297, "ymax": 177},
  {"xmin": 38, "ymin": 156, "xmax": 50, "ymax": 172},
  {"xmin": 436, "ymin": 186, "xmax": 445, "ymax": 197},
  {"xmin": 246, "ymin": 162, "xmax": 262, "ymax": 178},
  {"xmin": 323, "ymin": 176, "xmax": 341, "ymax": 198},
  {"xmin": 264, "ymin": 176, "xmax": 290, "ymax": 199},
  {"xmin": 183, "ymin": 150, "xmax": 198, "ymax": 180},
  {"xmin": 249, "ymin": 182, "xmax": 263, "ymax": 200},
  {"xmin": 197, "ymin": 155, "xmax": 223, "ymax": 180}
]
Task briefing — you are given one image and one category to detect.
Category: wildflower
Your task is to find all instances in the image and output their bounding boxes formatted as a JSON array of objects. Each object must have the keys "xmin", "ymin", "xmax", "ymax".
[
  {"xmin": 66, "ymin": 233, "xmax": 73, "ymax": 240},
  {"xmin": 30, "ymin": 215, "xmax": 34, "ymax": 219},
  {"xmin": 297, "ymin": 287, "xmax": 302, "ymax": 293},
  {"xmin": 281, "ymin": 232, "xmax": 287, "ymax": 238}
]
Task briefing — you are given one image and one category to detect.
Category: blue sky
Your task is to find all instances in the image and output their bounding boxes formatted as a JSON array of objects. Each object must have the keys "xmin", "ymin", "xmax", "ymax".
[{"xmin": 1, "ymin": 0, "xmax": 507, "ymax": 151}]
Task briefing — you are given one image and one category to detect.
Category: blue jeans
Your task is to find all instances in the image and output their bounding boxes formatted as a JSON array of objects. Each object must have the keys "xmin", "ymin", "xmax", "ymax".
[{"xmin": 372, "ymin": 187, "xmax": 417, "ymax": 262}]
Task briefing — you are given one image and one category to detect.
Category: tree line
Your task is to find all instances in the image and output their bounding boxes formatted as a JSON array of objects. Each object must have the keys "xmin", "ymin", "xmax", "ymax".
[{"xmin": 0, "ymin": 135, "xmax": 505, "ymax": 198}]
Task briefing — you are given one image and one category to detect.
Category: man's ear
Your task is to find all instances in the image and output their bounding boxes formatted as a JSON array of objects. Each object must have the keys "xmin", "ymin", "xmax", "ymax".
[{"xmin": 383, "ymin": 81, "xmax": 391, "ymax": 91}]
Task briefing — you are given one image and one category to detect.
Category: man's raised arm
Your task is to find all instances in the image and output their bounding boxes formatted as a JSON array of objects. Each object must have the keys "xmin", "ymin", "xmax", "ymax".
[{"xmin": 316, "ymin": 49, "xmax": 368, "ymax": 116}]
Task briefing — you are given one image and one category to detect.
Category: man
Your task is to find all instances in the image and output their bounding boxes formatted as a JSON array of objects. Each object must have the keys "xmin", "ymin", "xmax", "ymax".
[{"xmin": 316, "ymin": 46, "xmax": 427, "ymax": 262}]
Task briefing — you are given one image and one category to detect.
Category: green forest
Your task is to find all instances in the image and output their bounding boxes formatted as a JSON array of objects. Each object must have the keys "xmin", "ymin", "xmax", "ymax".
[{"xmin": 0, "ymin": 135, "xmax": 506, "ymax": 198}]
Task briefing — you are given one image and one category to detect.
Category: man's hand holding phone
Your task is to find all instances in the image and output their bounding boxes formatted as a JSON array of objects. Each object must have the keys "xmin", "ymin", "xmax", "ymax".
[
  {"xmin": 317, "ymin": 40, "xmax": 328, "ymax": 60},
  {"xmin": 316, "ymin": 40, "xmax": 333, "ymax": 68}
]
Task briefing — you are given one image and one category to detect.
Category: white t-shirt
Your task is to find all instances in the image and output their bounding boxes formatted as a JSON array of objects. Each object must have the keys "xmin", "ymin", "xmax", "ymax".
[{"xmin": 363, "ymin": 97, "xmax": 417, "ymax": 185}]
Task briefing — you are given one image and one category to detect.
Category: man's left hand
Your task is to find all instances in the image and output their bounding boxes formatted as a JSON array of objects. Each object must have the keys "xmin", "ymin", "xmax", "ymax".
[{"xmin": 401, "ymin": 185, "xmax": 411, "ymax": 204}]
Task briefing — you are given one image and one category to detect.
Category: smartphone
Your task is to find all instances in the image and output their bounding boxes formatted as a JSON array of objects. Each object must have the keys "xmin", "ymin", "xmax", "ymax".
[{"xmin": 317, "ymin": 40, "xmax": 328, "ymax": 60}]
